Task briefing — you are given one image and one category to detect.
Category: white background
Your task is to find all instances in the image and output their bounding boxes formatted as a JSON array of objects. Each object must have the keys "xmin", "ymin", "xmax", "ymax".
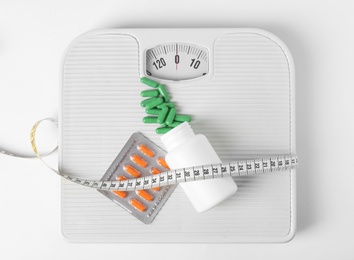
[{"xmin": 1, "ymin": 0, "xmax": 354, "ymax": 259}]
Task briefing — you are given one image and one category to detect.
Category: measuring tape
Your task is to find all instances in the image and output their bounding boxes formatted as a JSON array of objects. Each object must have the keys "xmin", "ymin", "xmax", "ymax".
[
  {"xmin": 25, "ymin": 118, "xmax": 298, "ymax": 191},
  {"xmin": 1, "ymin": 118, "xmax": 58, "ymax": 159},
  {"xmin": 1, "ymin": 118, "xmax": 298, "ymax": 191},
  {"xmin": 0, "ymin": 118, "xmax": 299, "ymax": 191},
  {"xmin": 60, "ymin": 155, "xmax": 298, "ymax": 191}
]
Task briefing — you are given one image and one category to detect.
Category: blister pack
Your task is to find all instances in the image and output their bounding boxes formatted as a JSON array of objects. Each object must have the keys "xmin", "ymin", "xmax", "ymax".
[{"xmin": 98, "ymin": 132, "xmax": 176, "ymax": 224}]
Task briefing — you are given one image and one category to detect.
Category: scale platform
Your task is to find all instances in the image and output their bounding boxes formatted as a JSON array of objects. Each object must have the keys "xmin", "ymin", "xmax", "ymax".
[{"xmin": 59, "ymin": 28, "xmax": 296, "ymax": 243}]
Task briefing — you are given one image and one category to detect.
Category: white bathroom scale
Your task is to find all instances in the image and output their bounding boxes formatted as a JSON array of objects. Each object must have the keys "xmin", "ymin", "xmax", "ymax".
[{"xmin": 59, "ymin": 28, "xmax": 296, "ymax": 243}]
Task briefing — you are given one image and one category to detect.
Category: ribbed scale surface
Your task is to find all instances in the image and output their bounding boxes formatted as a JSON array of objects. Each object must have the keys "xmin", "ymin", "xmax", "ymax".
[{"xmin": 61, "ymin": 32, "xmax": 294, "ymax": 242}]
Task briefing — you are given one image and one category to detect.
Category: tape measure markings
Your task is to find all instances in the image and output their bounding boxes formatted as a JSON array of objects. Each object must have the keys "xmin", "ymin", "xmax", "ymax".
[
  {"xmin": 60, "ymin": 155, "xmax": 297, "ymax": 191},
  {"xmin": 32, "ymin": 119, "xmax": 297, "ymax": 190},
  {"xmin": 2, "ymin": 118, "xmax": 298, "ymax": 192},
  {"xmin": 36, "ymin": 146, "xmax": 298, "ymax": 191}
]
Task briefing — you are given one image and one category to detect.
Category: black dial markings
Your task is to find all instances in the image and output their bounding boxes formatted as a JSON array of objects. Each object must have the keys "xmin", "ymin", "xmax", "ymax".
[
  {"xmin": 197, "ymin": 50, "xmax": 202, "ymax": 59},
  {"xmin": 146, "ymin": 43, "xmax": 209, "ymax": 80}
]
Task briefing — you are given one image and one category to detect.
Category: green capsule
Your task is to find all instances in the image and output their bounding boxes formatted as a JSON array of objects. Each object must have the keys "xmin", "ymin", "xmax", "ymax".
[
  {"xmin": 157, "ymin": 102, "xmax": 175, "ymax": 109},
  {"xmin": 165, "ymin": 108, "xmax": 176, "ymax": 126},
  {"xmin": 157, "ymin": 84, "xmax": 170, "ymax": 102},
  {"xmin": 174, "ymin": 114, "xmax": 192, "ymax": 122},
  {"xmin": 140, "ymin": 77, "xmax": 159, "ymax": 88},
  {"xmin": 141, "ymin": 97, "xmax": 157, "ymax": 107},
  {"xmin": 141, "ymin": 89, "xmax": 159, "ymax": 97},
  {"xmin": 145, "ymin": 97, "xmax": 163, "ymax": 110},
  {"xmin": 143, "ymin": 116, "xmax": 158, "ymax": 124},
  {"xmin": 145, "ymin": 108, "xmax": 161, "ymax": 115},
  {"xmin": 169, "ymin": 121, "xmax": 182, "ymax": 128},
  {"xmin": 156, "ymin": 127, "xmax": 173, "ymax": 134},
  {"xmin": 157, "ymin": 106, "xmax": 169, "ymax": 124}
]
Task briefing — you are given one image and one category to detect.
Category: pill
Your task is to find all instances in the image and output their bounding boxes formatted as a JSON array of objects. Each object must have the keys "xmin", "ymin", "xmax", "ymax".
[
  {"xmin": 141, "ymin": 89, "xmax": 159, "ymax": 97},
  {"xmin": 152, "ymin": 187, "xmax": 160, "ymax": 192},
  {"xmin": 143, "ymin": 116, "xmax": 158, "ymax": 124},
  {"xmin": 157, "ymin": 84, "xmax": 170, "ymax": 102},
  {"xmin": 165, "ymin": 108, "xmax": 176, "ymax": 126},
  {"xmin": 145, "ymin": 108, "xmax": 161, "ymax": 115},
  {"xmin": 145, "ymin": 97, "xmax": 163, "ymax": 110},
  {"xmin": 137, "ymin": 144, "xmax": 155, "ymax": 158},
  {"xmin": 130, "ymin": 198, "xmax": 147, "ymax": 212},
  {"xmin": 157, "ymin": 102, "xmax": 175, "ymax": 109},
  {"xmin": 141, "ymin": 97, "xmax": 157, "ymax": 107},
  {"xmin": 130, "ymin": 155, "xmax": 148, "ymax": 168},
  {"xmin": 157, "ymin": 106, "xmax": 169, "ymax": 124},
  {"xmin": 117, "ymin": 175, "xmax": 127, "ymax": 181},
  {"xmin": 112, "ymin": 176, "xmax": 128, "ymax": 198},
  {"xmin": 141, "ymin": 77, "xmax": 159, "ymax": 88},
  {"xmin": 157, "ymin": 157, "xmax": 170, "ymax": 170},
  {"xmin": 156, "ymin": 127, "xmax": 173, "ymax": 134},
  {"xmin": 137, "ymin": 190, "xmax": 154, "ymax": 201},
  {"xmin": 169, "ymin": 121, "xmax": 182, "ymax": 128},
  {"xmin": 174, "ymin": 114, "xmax": 192, "ymax": 122},
  {"xmin": 112, "ymin": 190, "xmax": 127, "ymax": 198},
  {"xmin": 150, "ymin": 167, "xmax": 161, "ymax": 175},
  {"xmin": 124, "ymin": 165, "xmax": 141, "ymax": 178}
]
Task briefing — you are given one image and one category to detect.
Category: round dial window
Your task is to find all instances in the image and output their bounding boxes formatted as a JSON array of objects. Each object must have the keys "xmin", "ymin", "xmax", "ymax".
[{"xmin": 145, "ymin": 43, "xmax": 209, "ymax": 81}]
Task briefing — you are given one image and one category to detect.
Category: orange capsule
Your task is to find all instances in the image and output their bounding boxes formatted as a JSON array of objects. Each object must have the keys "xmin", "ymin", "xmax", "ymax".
[
  {"xmin": 137, "ymin": 190, "xmax": 154, "ymax": 201},
  {"xmin": 112, "ymin": 190, "xmax": 127, "ymax": 198},
  {"xmin": 130, "ymin": 198, "xmax": 146, "ymax": 212},
  {"xmin": 117, "ymin": 175, "xmax": 127, "ymax": 181},
  {"xmin": 152, "ymin": 187, "xmax": 160, "ymax": 192},
  {"xmin": 150, "ymin": 167, "xmax": 161, "ymax": 175},
  {"xmin": 137, "ymin": 144, "xmax": 155, "ymax": 158},
  {"xmin": 124, "ymin": 165, "xmax": 141, "ymax": 178},
  {"xmin": 131, "ymin": 154, "xmax": 148, "ymax": 168},
  {"xmin": 157, "ymin": 157, "xmax": 170, "ymax": 170}
]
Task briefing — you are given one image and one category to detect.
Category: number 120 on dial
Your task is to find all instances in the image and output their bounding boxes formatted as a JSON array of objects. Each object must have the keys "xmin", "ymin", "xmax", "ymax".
[{"xmin": 145, "ymin": 43, "xmax": 209, "ymax": 81}]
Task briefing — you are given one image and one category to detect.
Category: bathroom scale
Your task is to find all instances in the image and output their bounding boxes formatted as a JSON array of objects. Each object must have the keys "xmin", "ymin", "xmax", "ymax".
[{"xmin": 59, "ymin": 28, "xmax": 296, "ymax": 243}]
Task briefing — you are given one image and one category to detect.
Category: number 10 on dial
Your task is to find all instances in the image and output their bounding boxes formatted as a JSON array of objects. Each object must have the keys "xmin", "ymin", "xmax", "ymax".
[{"xmin": 145, "ymin": 43, "xmax": 209, "ymax": 81}]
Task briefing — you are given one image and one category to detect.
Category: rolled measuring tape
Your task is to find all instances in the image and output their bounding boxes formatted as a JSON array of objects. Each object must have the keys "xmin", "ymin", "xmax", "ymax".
[
  {"xmin": 27, "ymin": 119, "xmax": 298, "ymax": 192},
  {"xmin": 1, "ymin": 118, "xmax": 58, "ymax": 159}
]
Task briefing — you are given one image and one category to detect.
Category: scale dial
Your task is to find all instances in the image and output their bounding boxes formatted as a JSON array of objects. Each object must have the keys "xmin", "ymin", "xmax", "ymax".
[{"xmin": 145, "ymin": 43, "xmax": 209, "ymax": 81}]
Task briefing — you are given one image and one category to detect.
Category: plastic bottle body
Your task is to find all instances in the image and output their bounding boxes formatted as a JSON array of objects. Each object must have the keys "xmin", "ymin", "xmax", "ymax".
[{"xmin": 161, "ymin": 122, "xmax": 237, "ymax": 212}]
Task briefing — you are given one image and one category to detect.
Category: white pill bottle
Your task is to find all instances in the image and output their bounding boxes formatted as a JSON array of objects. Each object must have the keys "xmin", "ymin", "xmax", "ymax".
[{"xmin": 161, "ymin": 122, "xmax": 238, "ymax": 212}]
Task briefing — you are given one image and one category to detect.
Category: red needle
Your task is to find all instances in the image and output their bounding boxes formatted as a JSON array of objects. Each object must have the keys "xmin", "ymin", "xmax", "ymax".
[{"xmin": 176, "ymin": 44, "xmax": 178, "ymax": 70}]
